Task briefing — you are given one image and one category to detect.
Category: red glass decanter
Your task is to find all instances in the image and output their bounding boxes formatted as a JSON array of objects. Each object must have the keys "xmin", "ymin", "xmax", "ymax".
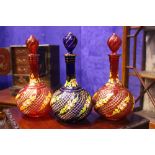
[
  {"xmin": 15, "ymin": 35, "xmax": 52, "ymax": 117},
  {"xmin": 92, "ymin": 33, "xmax": 135, "ymax": 121}
]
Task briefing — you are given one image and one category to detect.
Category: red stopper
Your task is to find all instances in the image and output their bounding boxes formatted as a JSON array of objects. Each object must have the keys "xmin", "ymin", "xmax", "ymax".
[
  {"xmin": 107, "ymin": 33, "xmax": 122, "ymax": 54},
  {"xmin": 26, "ymin": 35, "xmax": 39, "ymax": 54}
]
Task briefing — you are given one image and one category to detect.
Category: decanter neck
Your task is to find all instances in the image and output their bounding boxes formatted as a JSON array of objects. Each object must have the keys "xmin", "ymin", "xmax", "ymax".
[
  {"xmin": 28, "ymin": 54, "xmax": 40, "ymax": 85},
  {"xmin": 64, "ymin": 53, "xmax": 78, "ymax": 88},
  {"xmin": 108, "ymin": 54, "xmax": 120, "ymax": 83}
]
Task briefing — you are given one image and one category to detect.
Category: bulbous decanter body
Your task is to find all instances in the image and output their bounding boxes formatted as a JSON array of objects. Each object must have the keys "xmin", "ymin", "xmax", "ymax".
[
  {"xmin": 50, "ymin": 32, "xmax": 92, "ymax": 122},
  {"xmin": 92, "ymin": 33, "xmax": 135, "ymax": 121},
  {"xmin": 15, "ymin": 35, "xmax": 52, "ymax": 117}
]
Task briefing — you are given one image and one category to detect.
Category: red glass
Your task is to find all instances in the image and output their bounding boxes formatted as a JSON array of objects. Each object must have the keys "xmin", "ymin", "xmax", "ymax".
[
  {"xmin": 26, "ymin": 35, "xmax": 39, "ymax": 54},
  {"xmin": 92, "ymin": 33, "xmax": 135, "ymax": 121},
  {"xmin": 15, "ymin": 35, "xmax": 52, "ymax": 117}
]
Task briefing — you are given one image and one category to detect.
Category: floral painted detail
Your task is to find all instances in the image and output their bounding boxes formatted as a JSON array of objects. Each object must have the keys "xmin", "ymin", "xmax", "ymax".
[
  {"xmin": 29, "ymin": 73, "xmax": 40, "ymax": 86},
  {"xmin": 64, "ymin": 79, "xmax": 78, "ymax": 88},
  {"xmin": 107, "ymin": 72, "xmax": 122, "ymax": 85},
  {"xmin": 51, "ymin": 94, "xmax": 61, "ymax": 105},
  {"xmin": 79, "ymin": 105, "xmax": 87, "ymax": 116},
  {"xmin": 79, "ymin": 95, "xmax": 91, "ymax": 115},
  {"xmin": 112, "ymin": 108, "xmax": 121, "ymax": 116},
  {"xmin": 86, "ymin": 95, "xmax": 91, "ymax": 105},
  {"xmin": 40, "ymin": 92, "xmax": 52, "ymax": 111},
  {"xmin": 112, "ymin": 95, "xmax": 130, "ymax": 116},
  {"xmin": 15, "ymin": 93, "xmax": 20, "ymax": 100},
  {"xmin": 95, "ymin": 92, "xmax": 113, "ymax": 109},
  {"xmin": 20, "ymin": 95, "xmax": 36, "ymax": 111},
  {"xmin": 59, "ymin": 96, "xmax": 78, "ymax": 115}
]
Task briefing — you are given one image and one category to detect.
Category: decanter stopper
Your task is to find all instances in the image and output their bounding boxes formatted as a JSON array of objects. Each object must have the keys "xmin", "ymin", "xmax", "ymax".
[
  {"xmin": 26, "ymin": 35, "xmax": 39, "ymax": 54},
  {"xmin": 107, "ymin": 33, "xmax": 122, "ymax": 54},
  {"xmin": 63, "ymin": 32, "xmax": 78, "ymax": 54}
]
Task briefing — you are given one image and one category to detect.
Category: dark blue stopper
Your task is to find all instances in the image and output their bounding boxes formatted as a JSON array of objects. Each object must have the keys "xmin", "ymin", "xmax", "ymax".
[{"xmin": 63, "ymin": 32, "xmax": 78, "ymax": 53}]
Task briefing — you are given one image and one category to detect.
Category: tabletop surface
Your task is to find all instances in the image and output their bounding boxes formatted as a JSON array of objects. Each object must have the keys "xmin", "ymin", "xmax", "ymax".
[
  {"xmin": 4, "ymin": 107, "xmax": 150, "ymax": 129},
  {"xmin": 0, "ymin": 88, "xmax": 16, "ymax": 106}
]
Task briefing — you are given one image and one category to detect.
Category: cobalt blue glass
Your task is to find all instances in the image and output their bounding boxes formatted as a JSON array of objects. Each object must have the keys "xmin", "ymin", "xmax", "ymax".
[
  {"xmin": 50, "ymin": 32, "xmax": 92, "ymax": 122},
  {"xmin": 63, "ymin": 32, "xmax": 78, "ymax": 53}
]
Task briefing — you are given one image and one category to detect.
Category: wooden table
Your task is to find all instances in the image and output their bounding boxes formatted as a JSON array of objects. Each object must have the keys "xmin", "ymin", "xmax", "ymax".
[
  {"xmin": 0, "ymin": 88, "xmax": 151, "ymax": 129},
  {"xmin": 0, "ymin": 88, "xmax": 16, "ymax": 106},
  {"xmin": 3, "ymin": 107, "xmax": 149, "ymax": 129},
  {"xmin": 136, "ymin": 110, "xmax": 155, "ymax": 129}
]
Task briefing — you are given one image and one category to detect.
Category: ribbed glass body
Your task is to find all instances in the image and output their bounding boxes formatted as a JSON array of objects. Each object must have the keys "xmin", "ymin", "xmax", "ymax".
[
  {"xmin": 50, "ymin": 53, "xmax": 92, "ymax": 122},
  {"xmin": 15, "ymin": 35, "xmax": 52, "ymax": 117},
  {"xmin": 92, "ymin": 54, "xmax": 135, "ymax": 121},
  {"xmin": 92, "ymin": 33, "xmax": 135, "ymax": 121}
]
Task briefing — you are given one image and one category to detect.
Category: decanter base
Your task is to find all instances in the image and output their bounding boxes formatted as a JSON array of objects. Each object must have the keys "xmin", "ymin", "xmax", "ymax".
[
  {"xmin": 21, "ymin": 111, "xmax": 50, "ymax": 118},
  {"xmin": 52, "ymin": 113, "xmax": 91, "ymax": 124}
]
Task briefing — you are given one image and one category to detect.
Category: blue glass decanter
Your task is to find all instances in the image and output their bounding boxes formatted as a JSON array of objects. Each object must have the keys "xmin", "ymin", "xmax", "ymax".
[{"xmin": 50, "ymin": 32, "xmax": 92, "ymax": 122}]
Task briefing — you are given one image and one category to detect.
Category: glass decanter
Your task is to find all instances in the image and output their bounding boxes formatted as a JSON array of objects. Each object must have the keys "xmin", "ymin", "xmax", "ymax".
[
  {"xmin": 50, "ymin": 32, "xmax": 92, "ymax": 122},
  {"xmin": 92, "ymin": 33, "xmax": 135, "ymax": 121},
  {"xmin": 15, "ymin": 35, "xmax": 52, "ymax": 117}
]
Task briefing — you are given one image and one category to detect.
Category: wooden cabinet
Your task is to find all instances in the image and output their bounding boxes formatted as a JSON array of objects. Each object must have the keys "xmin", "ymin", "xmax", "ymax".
[{"xmin": 0, "ymin": 45, "xmax": 60, "ymax": 95}]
